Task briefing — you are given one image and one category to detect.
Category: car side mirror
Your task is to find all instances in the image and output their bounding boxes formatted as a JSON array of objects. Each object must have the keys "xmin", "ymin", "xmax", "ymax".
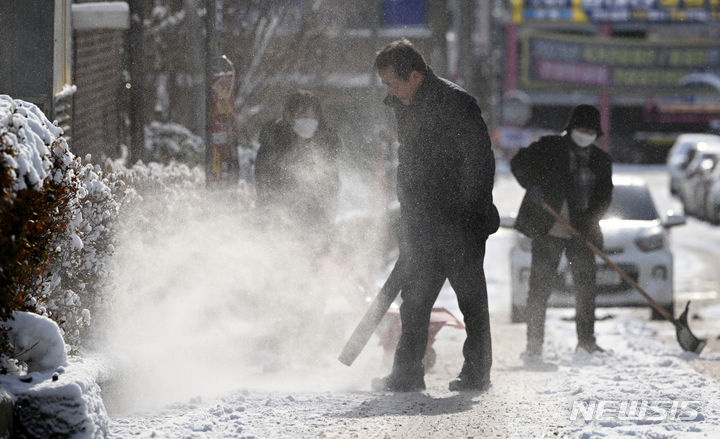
[
  {"xmin": 663, "ymin": 210, "xmax": 686, "ymax": 228},
  {"xmin": 500, "ymin": 214, "xmax": 516, "ymax": 229}
]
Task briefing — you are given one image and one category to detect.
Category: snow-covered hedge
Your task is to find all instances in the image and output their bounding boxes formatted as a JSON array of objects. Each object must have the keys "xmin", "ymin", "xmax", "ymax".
[
  {"xmin": 0, "ymin": 96, "xmax": 127, "ymax": 364},
  {"xmin": 1, "ymin": 96, "xmax": 211, "ymax": 369},
  {"xmin": 143, "ymin": 121, "xmax": 204, "ymax": 166},
  {"xmin": 1, "ymin": 96, "xmax": 76, "ymax": 321}
]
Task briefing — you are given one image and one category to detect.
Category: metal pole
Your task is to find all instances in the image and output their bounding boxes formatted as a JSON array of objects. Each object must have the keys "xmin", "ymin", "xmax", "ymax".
[
  {"xmin": 204, "ymin": 0, "xmax": 216, "ymax": 185},
  {"xmin": 128, "ymin": 0, "xmax": 145, "ymax": 164}
]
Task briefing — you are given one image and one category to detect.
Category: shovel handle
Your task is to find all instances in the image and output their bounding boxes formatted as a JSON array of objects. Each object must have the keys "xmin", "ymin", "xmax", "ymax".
[{"xmin": 540, "ymin": 201, "xmax": 673, "ymax": 321}]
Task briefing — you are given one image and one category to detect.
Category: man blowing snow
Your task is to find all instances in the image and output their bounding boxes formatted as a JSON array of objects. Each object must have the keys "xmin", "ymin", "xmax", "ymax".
[{"xmin": 371, "ymin": 39, "xmax": 499, "ymax": 392}]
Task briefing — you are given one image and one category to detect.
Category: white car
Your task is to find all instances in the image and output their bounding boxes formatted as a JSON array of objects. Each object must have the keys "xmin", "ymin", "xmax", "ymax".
[
  {"xmin": 506, "ymin": 177, "xmax": 685, "ymax": 323},
  {"xmin": 678, "ymin": 145, "xmax": 720, "ymax": 219},
  {"xmin": 667, "ymin": 133, "xmax": 720, "ymax": 196}
]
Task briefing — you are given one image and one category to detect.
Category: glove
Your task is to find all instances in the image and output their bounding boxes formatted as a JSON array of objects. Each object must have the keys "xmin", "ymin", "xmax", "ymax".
[{"xmin": 527, "ymin": 185, "xmax": 543, "ymax": 205}]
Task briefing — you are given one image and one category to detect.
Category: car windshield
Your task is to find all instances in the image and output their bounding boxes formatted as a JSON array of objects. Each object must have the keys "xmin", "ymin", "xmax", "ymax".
[{"xmin": 604, "ymin": 185, "xmax": 659, "ymax": 221}]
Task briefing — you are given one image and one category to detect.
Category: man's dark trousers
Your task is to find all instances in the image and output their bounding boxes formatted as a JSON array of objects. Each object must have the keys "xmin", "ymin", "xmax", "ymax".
[
  {"xmin": 391, "ymin": 228, "xmax": 492, "ymax": 381},
  {"xmin": 526, "ymin": 234, "xmax": 598, "ymax": 353}
]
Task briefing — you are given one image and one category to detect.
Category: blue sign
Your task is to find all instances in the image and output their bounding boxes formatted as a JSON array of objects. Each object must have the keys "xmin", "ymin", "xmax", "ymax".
[
  {"xmin": 383, "ymin": 0, "xmax": 426, "ymax": 26},
  {"xmin": 514, "ymin": 0, "xmax": 720, "ymax": 23}
]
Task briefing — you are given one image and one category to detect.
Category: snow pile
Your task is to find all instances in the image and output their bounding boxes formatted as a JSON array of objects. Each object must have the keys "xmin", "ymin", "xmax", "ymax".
[
  {"xmin": 0, "ymin": 312, "xmax": 107, "ymax": 438},
  {"xmin": 0, "ymin": 353, "xmax": 109, "ymax": 439},
  {"xmin": 3, "ymin": 312, "xmax": 67, "ymax": 373}
]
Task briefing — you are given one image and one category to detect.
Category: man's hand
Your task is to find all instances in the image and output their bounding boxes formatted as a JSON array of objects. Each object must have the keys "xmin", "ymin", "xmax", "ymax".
[{"xmin": 527, "ymin": 185, "xmax": 543, "ymax": 205}]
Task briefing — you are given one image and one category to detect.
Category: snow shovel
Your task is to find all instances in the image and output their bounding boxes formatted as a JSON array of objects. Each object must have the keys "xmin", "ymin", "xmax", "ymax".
[
  {"xmin": 540, "ymin": 201, "xmax": 706, "ymax": 355},
  {"xmin": 338, "ymin": 257, "xmax": 404, "ymax": 366}
]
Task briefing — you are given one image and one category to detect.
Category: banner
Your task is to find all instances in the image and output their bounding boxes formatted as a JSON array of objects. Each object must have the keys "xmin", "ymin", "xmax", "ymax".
[
  {"xmin": 511, "ymin": 0, "xmax": 720, "ymax": 23},
  {"xmin": 521, "ymin": 31, "xmax": 720, "ymax": 93},
  {"xmin": 208, "ymin": 68, "xmax": 236, "ymax": 186}
]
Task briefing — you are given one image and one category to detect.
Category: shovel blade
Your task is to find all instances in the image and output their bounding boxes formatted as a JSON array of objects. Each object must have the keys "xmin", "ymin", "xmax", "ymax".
[{"xmin": 675, "ymin": 302, "xmax": 707, "ymax": 355}]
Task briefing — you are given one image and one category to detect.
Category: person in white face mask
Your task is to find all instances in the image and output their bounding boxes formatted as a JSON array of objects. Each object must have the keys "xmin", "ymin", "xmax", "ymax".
[
  {"xmin": 511, "ymin": 104, "xmax": 614, "ymax": 365},
  {"xmin": 254, "ymin": 89, "xmax": 341, "ymax": 244}
]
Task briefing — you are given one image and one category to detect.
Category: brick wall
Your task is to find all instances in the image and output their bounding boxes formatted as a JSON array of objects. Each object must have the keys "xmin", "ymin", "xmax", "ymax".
[{"xmin": 72, "ymin": 28, "xmax": 125, "ymax": 160}]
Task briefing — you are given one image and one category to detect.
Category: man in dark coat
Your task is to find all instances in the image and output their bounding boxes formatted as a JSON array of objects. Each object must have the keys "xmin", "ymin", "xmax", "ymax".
[
  {"xmin": 371, "ymin": 39, "xmax": 499, "ymax": 392},
  {"xmin": 511, "ymin": 104, "xmax": 613, "ymax": 362}
]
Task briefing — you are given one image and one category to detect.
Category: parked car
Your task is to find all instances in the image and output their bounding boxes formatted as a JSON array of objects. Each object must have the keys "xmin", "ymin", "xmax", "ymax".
[
  {"xmin": 702, "ymin": 162, "xmax": 720, "ymax": 224},
  {"xmin": 667, "ymin": 133, "xmax": 720, "ymax": 196},
  {"xmin": 506, "ymin": 177, "xmax": 685, "ymax": 323},
  {"xmin": 678, "ymin": 142, "xmax": 720, "ymax": 218}
]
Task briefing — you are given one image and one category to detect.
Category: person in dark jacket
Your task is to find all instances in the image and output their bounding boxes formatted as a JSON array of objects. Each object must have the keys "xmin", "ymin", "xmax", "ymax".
[
  {"xmin": 254, "ymin": 90, "xmax": 341, "ymax": 245},
  {"xmin": 371, "ymin": 39, "xmax": 499, "ymax": 392},
  {"xmin": 510, "ymin": 104, "xmax": 613, "ymax": 363}
]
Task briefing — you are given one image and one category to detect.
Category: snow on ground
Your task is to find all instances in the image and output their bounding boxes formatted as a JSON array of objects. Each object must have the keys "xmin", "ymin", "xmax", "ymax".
[{"xmin": 103, "ymin": 164, "xmax": 720, "ymax": 438}]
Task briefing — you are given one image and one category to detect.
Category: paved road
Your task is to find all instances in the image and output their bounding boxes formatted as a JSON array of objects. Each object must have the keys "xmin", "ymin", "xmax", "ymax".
[{"xmin": 109, "ymin": 163, "xmax": 720, "ymax": 438}]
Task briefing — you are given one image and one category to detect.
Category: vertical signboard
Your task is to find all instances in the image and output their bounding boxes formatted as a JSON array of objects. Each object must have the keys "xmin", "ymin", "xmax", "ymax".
[{"xmin": 207, "ymin": 56, "xmax": 237, "ymax": 186}]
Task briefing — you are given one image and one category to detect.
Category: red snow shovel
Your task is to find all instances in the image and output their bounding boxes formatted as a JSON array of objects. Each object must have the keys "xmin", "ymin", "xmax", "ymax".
[{"xmin": 541, "ymin": 201, "xmax": 707, "ymax": 355}]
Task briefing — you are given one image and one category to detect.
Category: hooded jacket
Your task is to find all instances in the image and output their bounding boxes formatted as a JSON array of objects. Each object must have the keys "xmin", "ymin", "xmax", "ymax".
[{"xmin": 384, "ymin": 68, "xmax": 499, "ymax": 239}]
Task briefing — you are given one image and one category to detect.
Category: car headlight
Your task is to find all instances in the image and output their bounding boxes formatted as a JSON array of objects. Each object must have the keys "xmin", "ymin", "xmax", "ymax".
[{"xmin": 635, "ymin": 226, "xmax": 665, "ymax": 252}]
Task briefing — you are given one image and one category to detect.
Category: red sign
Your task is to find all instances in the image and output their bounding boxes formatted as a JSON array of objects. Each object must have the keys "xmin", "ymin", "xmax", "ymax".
[{"xmin": 208, "ymin": 70, "xmax": 235, "ymax": 185}]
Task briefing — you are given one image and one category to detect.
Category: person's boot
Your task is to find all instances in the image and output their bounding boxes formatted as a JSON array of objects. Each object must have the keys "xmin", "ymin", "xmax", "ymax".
[
  {"xmin": 576, "ymin": 340, "xmax": 605, "ymax": 354},
  {"xmin": 519, "ymin": 342, "xmax": 543, "ymax": 366},
  {"xmin": 448, "ymin": 373, "xmax": 491, "ymax": 392},
  {"xmin": 371, "ymin": 373, "xmax": 425, "ymax": 392},
  {"xmin": 519, "ymin": 350, "xmax": 558, "ymax": 371}
]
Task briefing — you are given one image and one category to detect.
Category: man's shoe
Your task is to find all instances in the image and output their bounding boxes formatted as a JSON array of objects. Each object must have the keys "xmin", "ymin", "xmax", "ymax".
[
  {"xmin": 448, "ymin": 374, "xmax": 491, "ymax": 392},
  {"xmin": 520, "ymin": 350, "xmax": 542, "ymax": 364},
  {"xmin": 520, "ymin": 350, "xmax": 558, "ymax": 371},
  {"xmin": 371, "ymin": 374, "xmax": 425, "ymax": 392},
  {"xmin": 576, "ymin": 341, "xmax": 605, "ymax": 354}
]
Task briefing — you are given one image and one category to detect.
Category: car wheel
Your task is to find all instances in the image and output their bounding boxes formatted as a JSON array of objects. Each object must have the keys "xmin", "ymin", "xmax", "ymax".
[
  {"xmin": 650, "ymin": 302, "xmax": 675, "ymax": 321},
  {"xmin": 511, "ymin": 305, "xmax": 526, "ymax": 323}
]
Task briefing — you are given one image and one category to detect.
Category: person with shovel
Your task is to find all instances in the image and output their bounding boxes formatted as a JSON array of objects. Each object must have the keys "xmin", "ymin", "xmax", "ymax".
[
  {"xmin": 511, "ymin": 104, "xmax": 613, "ymax": 364},
  {"xmin": 370, "ymin": 39, "xmax": 499, "ymax": 392}
]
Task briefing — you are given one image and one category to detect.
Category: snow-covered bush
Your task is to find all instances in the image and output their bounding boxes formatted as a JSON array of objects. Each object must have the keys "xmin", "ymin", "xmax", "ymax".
[
  {"xmin": 1, "ymin": 96, "xmax": 74, "ymax": 319},
  {"xmin": 0, "ymin": 96, "xmax": 131, "ymax": 366},
  {"xmin": 1, "ymin": 95, "xmax": 250, "ymax": 370},
  {"xmin": 143, "ymin": 121, "xmax": 204, "ymax": 166},
  {"xmin": 38, "ymin": 153, "xmax": 129, "ymax": 350}
]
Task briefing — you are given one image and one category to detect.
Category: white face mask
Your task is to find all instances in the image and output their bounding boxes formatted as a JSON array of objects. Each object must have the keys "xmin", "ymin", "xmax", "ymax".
[
  {"xmin": 571, "ymin": 129, "xmax": 597, "ymax": 148},
  {"xmin": 293, "ymin": 118, "xmax": 319, "ymax": 139}
]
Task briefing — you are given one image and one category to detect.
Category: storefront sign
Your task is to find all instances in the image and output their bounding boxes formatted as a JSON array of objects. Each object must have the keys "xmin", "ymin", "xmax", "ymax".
[
  {"xmin": 511, "ymin": 0, "xmax": 720, "ymax": 23},
  {"xmin": 521, "ymin": 31, "xmax": 720, "ymax": 93}
]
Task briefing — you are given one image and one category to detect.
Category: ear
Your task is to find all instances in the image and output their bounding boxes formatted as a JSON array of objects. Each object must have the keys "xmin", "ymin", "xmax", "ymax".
[{"xmin": 409, "ymin": 70, "xmax": 423, "ymax": 85}]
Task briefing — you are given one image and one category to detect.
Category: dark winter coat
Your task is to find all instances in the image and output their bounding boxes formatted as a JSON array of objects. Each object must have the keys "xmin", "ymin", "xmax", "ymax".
[
  {"xmin": 383, "ymin": 68, "xmax": 499, "ymax": 241},
  {"xmin": 510, "ymin": 134, "xmax": 613, "ymax": 247},
  {"xmin": 254, "ymin": 119, "xmax": 341, "ymax": 225}
]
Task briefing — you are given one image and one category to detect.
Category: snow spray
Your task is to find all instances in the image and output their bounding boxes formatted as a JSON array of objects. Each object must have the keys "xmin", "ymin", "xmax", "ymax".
[{"xmin": 97, "ymin": 168, "xmax": 391, "ymax": 414}]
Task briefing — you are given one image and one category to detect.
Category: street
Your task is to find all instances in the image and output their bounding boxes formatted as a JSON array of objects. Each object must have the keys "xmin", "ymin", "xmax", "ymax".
[{"xmin": 107, "ymin": 163, "xmax": 720, "ymax": 438}]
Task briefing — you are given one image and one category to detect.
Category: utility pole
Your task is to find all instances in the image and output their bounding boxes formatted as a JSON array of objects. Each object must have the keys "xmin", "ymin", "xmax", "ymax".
[
  {"xmin": 128, "ymin": 0, "xmax": 145, "ymax": 164},
  {"xmin": 456, "ymin": 0, "xmax": 474, "ymax": 90},
  {"xmin": 185, "ymin": 0, "xmax": 205, "ymax": 136},
  {"xmin": 204, "ymin": 0, "xmax": 217, "ymax": 184}
]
